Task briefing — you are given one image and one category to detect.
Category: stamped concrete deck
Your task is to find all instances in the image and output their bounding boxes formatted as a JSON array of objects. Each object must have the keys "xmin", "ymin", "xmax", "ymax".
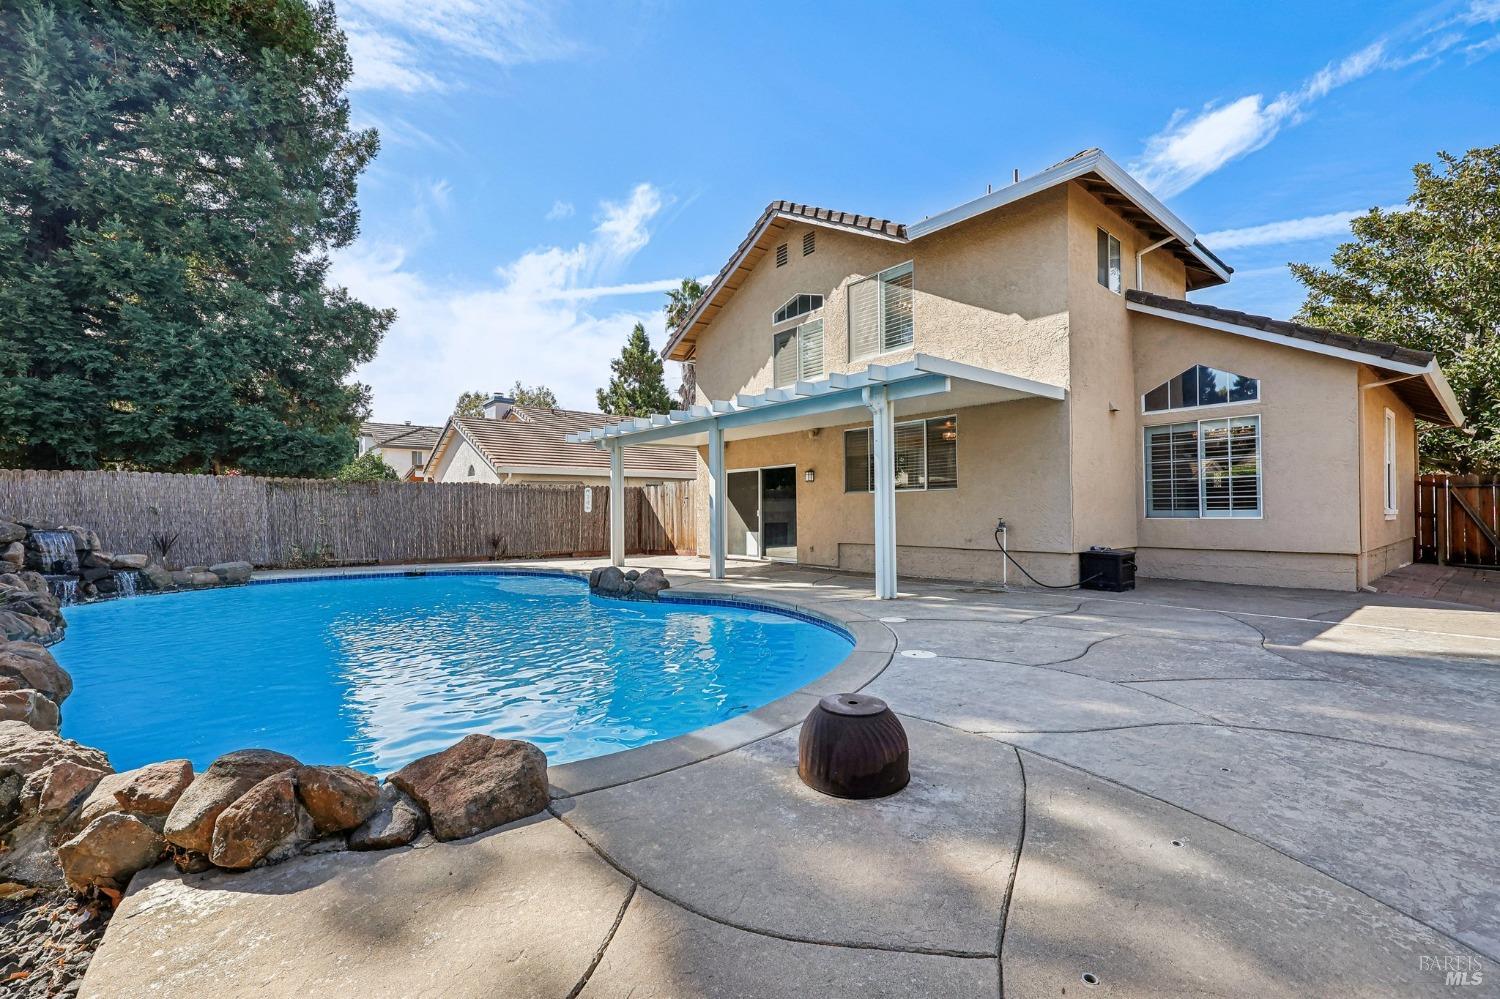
[{"xmin": 80, "ymin": 558, "xmax": 1499, "ymax": 997}]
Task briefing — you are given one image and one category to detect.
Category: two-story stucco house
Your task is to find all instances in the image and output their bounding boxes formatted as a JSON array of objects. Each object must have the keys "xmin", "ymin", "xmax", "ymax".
[
  {"xmin": 568, "ymin": 149, "xmax": 1463, "ymax": 595},
  {"xmin": 358, "ymin": 421, "xmax": 443, "ymax": 481}
]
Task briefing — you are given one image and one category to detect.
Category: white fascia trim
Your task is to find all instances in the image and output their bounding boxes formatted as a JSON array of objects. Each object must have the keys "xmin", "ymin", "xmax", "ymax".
[
  {"xmin": 1125, "ymin": 300, "xmax": 1432, "ymax": 374},
  {"xmin": 1422, "ymin": 360, "xmax": 1467, "ymax": 429},
  {"xmin": 495, "ymin": 464, "xmax": 696, "ymax": 480},
  {"xmin": 906, "ymin": 150, "xmax": 1231, "ymax": 285}
]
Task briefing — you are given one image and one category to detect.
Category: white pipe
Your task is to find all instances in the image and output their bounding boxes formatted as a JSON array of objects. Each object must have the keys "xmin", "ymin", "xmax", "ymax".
[{"xmin": 1135, "ymin": 236, "xmax": 1174, "ymax": 290}]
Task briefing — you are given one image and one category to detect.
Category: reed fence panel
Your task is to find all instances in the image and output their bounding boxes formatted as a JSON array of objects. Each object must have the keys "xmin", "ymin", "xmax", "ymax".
[{"xmin": 0, "ymin": 469, "xmax": 695, "ymax": 568}]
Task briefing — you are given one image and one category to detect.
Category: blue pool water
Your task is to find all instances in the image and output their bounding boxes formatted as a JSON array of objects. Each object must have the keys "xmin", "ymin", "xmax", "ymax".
[{"xmin": 54, "ymin": 573, "xmax": 851, "ymax": 774}]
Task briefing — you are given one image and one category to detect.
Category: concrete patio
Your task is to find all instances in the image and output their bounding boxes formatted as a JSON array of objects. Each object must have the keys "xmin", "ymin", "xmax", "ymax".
[{"xmin": 79, "ymin": 558, "xmax": 1498, "ymax": 997}]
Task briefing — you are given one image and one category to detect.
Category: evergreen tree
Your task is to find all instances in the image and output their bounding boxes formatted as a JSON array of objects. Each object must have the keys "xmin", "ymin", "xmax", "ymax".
[
  {"xmin": 453, "ymin": 391, "xmax": 487, "ymax": 418},
  {"xmin": 1292, "ymin": 147, "xmax": 1500, "ymax": 473},
  {"xmin": 0, "ymin": 0, "xmax": 391, "ymax": 475},
  {"xmin": 335, "ymin": 450, "xmax": 398, "ymax": 481},
  {"xmin": 596, "ymin": 323, "xmax": 672, "ymax": 417},
  {"xmin": 509, "ymin": 381, "xmax": 558, "ymax": 408}
]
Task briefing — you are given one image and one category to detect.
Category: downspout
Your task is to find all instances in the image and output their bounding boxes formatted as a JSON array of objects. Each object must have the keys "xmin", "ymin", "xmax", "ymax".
[{"xmin": 1135, "ymin": 237, "xmax": 1174, "ymax": 291}]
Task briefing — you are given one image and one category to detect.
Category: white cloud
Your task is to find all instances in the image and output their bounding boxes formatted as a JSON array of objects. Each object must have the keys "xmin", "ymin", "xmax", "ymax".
[
  {"xmin": 345, "ymin": 21, "xmax": 447, "ymax": 93},
  {"xmin": 339, "ymin": 0, "xmax": 574, "ymax": 93},
  {"xmin": 334, "ymin": 184, "xmax": 685, "ymax": 423},
  {"xmin": 1132, "ymin": 1, "xmax": 1500, "ymax": 196},
  {"xmin": 545, "ymin": 200, "xmax": 575, "ymax": 221},
  {"xmin": 1200, "ymin": 204, "xmax": 1404, "ymax": 250}
]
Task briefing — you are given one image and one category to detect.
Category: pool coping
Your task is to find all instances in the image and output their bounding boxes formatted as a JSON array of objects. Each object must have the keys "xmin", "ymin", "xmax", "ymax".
[{"xmin": 232, "ymin": 564, "xmax": 895, "ymax": 797}]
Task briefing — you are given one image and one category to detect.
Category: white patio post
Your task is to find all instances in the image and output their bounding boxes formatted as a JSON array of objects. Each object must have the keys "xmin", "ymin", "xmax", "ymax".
[
  {"xmin": 707, "ymin": 421, "xmax": 726, "ymax": 579},
  {"xmin": 609, "ymin": 442, "xmax": 625, "ymax": 567},
  {"xmin": 866, "ymin": 385, "xmax": 898, "ymax": 599}
]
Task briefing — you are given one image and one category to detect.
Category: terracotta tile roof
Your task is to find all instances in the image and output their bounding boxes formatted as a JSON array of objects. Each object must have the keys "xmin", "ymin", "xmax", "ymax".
[
  {"xmin": 1125, "ymin": 290, "xmax": 1435, "ymax": 367},
  {"xmin": 361, "ymin": 421, "xmax": 443, "ymax": 450},
  {"xmin": 450, "ymin": 412, "xmax": 697, "ymax": 477}
]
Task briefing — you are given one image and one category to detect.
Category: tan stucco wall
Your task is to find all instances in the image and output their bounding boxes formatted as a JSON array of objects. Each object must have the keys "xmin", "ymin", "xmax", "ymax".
[
  {"xmin": 690, "ymin": 185, "xmax": 1073, "ymax": 402},
  {"xmin": 694, "ymin": 397, "xmax": 1075, "ymax": 585},
  {"xmin": 681, "ymin": 182, "xmax": 1383, "ymax": 591},
  {"xmin": 1131, "ymin": 312, "xmax": 1363, "ymax": 589},
  {"xmin": 1357, "ymin": 369, "xmax": 1418, "ymax": 585},
  {"xmin": 1063, "ymin": 185, "xmax": 1191, "ymax": 551}
]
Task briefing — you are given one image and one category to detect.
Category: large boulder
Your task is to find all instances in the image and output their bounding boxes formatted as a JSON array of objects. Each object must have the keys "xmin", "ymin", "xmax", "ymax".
[
  {"xmin": 0, "ymin": 723, "xmax": 112, "ymax": 886},
  {"xmin": 590, "ymin": 566, "xmax": 629, "ymax": 596},
  {"xmin": 109, "ymin": 554, "xmax": 148, "ymax": 571},
  {"xmin": 633, "ymin": 567, "xmax": 670, "ymax": 598},
  {"xmin": 163, "ymin": 749, "xmax": 298, "ymax": 854},
  {"xmin": 209, "ymin": 561, "xmax": 252, "ymax": 585},
  {"xmin": 389, "ymin": 734, "xmax": 548, "ymax": 842},
  {"xmin": 0, "ymin": 609, "xmax": 54, "ymax": 644},
  {"xmin": 1, "ymin": 542, "xmax": 22, "ymax": 569},
  {"xmin": 348, "ymin": 783, "xmax": 427, "ymax": 851},
  {"xmin": 295, "ymin": 765, "xmax": 380, "ymax": 835},
  {"xmin": 0, "ymin": 641, "xmax": 72, "ymax": 705},
  {"xmin": 139, "ymin": 562, "xmax": 173, "ymax": 592},
  {"xmin": 56, "ymin": 812, "xmax": 164, "ymax": 893},
  {"xmin": 209, "ymin": 771, "xmax": 311, "ymax": 869},
  {"xmin": 0, "ymin": 522, "xmax": 24, "ymax": 545},
  {"xmin": 0, "ymin": 689, "xmax": 60, "ymax": 731},
  {"xmin": 188, "ymin": 572, "xmax": 219, "ymax": 588},
  {"xmin": 62, "ymin": 526, "xmax": 101, "ymax": 553},
  {"xmin": 67, "ymin": 759, "xmax": 193, "ymax": 835}
]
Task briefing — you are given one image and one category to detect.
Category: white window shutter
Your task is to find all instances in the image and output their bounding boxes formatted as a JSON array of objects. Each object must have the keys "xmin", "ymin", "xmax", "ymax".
[
  {"xmin": 848, "ymin": 277, "xmax": 879, "ymax": 360},
  {"xmin": 798, "ymin": 320, "xmax": 824, "ymax": 380},
  {"xmin": 773, "ymin": 329, "xmax": 797, "ymax": 387},
  {"xmin": 880, "ymin": 265, "xmax": 914, "ymax": 351}
]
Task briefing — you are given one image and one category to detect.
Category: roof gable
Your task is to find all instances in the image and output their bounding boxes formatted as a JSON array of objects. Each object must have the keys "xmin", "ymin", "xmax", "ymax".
[{"xmin": 663, "ymin": 149, "xmax": 1232, "ymax": 362}]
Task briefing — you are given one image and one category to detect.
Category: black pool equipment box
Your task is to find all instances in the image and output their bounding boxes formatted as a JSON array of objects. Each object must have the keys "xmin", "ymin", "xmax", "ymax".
[{"xmin": 1079, "ymin": 548, "xmax": 1136, "ymax": 592}]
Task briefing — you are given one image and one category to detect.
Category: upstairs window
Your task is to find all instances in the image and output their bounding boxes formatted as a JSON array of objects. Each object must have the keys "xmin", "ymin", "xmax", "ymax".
[
  {"xmin": 775, "ymin": 243, "xmax": 788, "ymax": 267},
  {"xmin": 1097, "ymin": 229, "xmax": 1122, "ymax": 293},
  {"xmin": 1143, "ymin": 365, "xmax": 1259, "ymax": 413},
  {"xmin": 411, "ymin": 450, "xmax": 424, "ymax": 467},
  {"xmin": 803, "ymin": 231, "xmax": 815, "ymax": 256},
  {"xmin": 773, "ymin": 293, "xmax": 823, "ymax": 324},
  {"xmin": 1384, "ymin": 408, "xmax": 1398, "ymax": 517},
  {"xmin": 848, "ymin": 261, "xmax": 914, "ymax": 360},
  {"xmin": 1145, "ymin": 416, "xmax": 1261, "ymax": 519},
  {"xmin": 773, "ymin": 320, "xmax": 824, "ymax": 386},
  {"xmin": 844, "ymin": 415, "xmax": 957, "ymax": 492}
]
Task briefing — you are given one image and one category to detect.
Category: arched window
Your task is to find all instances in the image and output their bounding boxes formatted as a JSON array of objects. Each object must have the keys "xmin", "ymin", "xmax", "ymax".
[
  {"xmin": 1143, "ymin": 365, "xmax": 1258, "ymax": 413},
  {"xmin": 773, "ymin": 293, "xmax": 823, "ymax": 324}
]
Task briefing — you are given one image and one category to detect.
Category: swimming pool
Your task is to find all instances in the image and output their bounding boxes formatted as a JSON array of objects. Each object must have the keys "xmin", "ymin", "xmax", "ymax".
[{"xmin": 53, "ymin": 572, "xmax": 852, "ymax": 774}]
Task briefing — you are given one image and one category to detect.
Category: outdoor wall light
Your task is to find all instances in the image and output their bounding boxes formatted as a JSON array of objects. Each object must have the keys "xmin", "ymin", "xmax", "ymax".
[{"xmin": 804, "ymin": 469, "xmax": 815, "ymax": 483}]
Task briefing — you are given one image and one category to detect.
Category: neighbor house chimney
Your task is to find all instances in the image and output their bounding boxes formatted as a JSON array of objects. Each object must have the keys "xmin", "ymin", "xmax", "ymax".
[{"xmin": 482, "ymin": 393, "xmax": 514, "ymax": 420}]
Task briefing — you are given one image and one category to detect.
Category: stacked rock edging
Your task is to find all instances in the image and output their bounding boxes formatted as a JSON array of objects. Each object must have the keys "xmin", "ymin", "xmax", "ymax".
[
  {"xmin": 588, "ymin": 565, "xmax": 671, "ymax": 600},
  {"xmin": 2, "ymin": 518, "xmax": 255, "ymax": 611}
]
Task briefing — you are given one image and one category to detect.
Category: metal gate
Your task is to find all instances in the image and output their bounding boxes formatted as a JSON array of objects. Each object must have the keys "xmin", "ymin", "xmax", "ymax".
[{"xmin": 1416, "ymin": 475, "xmax": 1500, "ymax": 568}]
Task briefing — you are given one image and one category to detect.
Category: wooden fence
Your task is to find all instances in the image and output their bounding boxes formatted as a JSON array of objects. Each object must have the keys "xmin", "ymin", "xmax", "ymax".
[
  {"xmin": 1415, "ymin": 474, "xmax": 1500, "ymax": 568},
  {"xmin": 0, "ymin": 469, "xmax": 696, "ymax": 568}
]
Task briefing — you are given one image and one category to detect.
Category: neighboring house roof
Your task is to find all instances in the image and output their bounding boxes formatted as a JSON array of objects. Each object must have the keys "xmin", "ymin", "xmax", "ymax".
[
  {"xmin": 1125, "ymin": 289, "xmax": 1463, "ymax": 427},
  {"xmin": 430, "ymin": 411, "xmax": 698, "ymax": 480},
  {"xmin": 663, "ymin": 148, "xmax": 1232, "ymax": 362},
  {"xmin": 361, "ymin": 421, "xmax": 442, "ymax": 450}
]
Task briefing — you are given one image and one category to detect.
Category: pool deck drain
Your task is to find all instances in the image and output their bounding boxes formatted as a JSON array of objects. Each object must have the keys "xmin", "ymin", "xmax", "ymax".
[{"xmin": 78, "ymin": 557, "xmax": 1500, "ymax": 998}]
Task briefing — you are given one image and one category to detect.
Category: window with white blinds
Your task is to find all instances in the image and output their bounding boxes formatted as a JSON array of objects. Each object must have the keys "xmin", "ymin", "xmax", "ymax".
[
  {"xmin": 1145, "ymin": 415, "xmax": 1261, "ymax": 518},
  {"xmin": 848, "ymin": 262, "xmax": 914, "ymax": 360},
  {"xmin": 1383, "ymin": 408, "xmax": 1398, "ymax": 516},
  {"xmin": 1097, "ymin": 229, "xmax": 1122, "ymax": 293},
  {"xmin": 772, "ymin": 319, "xmax": 825, "ymax": 387},
  {"xmin": 843, "ymin": 415, "xmax": 957, "ymax": 492}
]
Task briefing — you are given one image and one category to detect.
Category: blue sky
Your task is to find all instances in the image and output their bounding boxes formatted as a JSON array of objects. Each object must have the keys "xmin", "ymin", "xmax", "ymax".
[{"xmin": 332, "ymin": 0, "xmax": 1500, "ymax": 424}]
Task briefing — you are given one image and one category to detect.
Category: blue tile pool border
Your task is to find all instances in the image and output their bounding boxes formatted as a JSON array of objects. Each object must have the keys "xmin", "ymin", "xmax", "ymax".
[{"xmin": 241, "ymin": 567, "xmax": 855, "ymax": 644}]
